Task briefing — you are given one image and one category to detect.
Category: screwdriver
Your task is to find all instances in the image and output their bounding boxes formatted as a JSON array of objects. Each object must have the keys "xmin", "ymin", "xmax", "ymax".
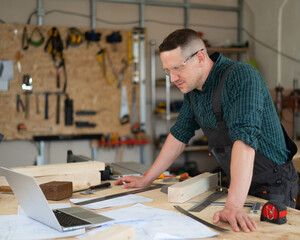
[
  {"xmin": 73, "ymin": 182, "xmax": 111, "ymax": 193},
  {"xmin": 163, "ymin": 172, "xmax": 189, "ymax": 182}
]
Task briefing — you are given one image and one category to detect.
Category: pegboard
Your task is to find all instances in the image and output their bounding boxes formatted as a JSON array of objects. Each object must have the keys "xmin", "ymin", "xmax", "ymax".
[{"xmin": 0, "ymin": 23, "xmax": 139, "ymax": 140}]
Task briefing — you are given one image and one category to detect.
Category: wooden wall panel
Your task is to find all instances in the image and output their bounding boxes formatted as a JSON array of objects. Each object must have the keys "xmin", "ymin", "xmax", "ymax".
[{"xmin": 0, "ymin": 23, "xmax": 138, "ymax": 140}]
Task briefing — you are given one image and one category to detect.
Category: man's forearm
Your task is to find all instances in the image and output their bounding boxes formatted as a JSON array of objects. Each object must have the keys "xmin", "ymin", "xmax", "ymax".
[
  {"xmin": 225, "ymin": 140, "xmax": 255, "ymax": 209},
  {"xmin": 143, "ymin": 133, "xmax": 186, "ymax": 185}
]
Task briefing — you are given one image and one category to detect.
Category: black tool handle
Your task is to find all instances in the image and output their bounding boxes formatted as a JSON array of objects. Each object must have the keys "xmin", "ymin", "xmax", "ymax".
[
  {"xmin": 89, "ymin": 182, "xmax": 111, "ymax": 190},
  {"xmin": 76, "ymin": 110, "xmax": 97, "ymax": 116},
  {"xmin": 45, "ymin": 93, "xmax": 49, "ymax": 119}
]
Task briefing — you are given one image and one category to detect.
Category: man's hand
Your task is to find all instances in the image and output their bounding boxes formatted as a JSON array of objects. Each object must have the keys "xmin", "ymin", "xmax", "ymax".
[
  {"xmin": 213, "ymin": 207, "xmax": 257, "ymax": 232},
  {"xmin": 114, "ymin": 176, "xmax": 150, "ymax": 189}
]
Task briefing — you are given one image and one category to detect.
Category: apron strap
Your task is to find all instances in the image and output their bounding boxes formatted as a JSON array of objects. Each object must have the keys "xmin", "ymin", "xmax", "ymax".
[
  {"xmin": 189, "ymin": 63, "xmax": 237, "ymax": 128},
  {"xmin": 212, "ymin": 63, "xmax": 237, "ymax": 129}
]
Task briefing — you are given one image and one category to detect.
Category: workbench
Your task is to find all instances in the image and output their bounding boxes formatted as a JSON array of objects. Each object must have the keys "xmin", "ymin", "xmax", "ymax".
[{"xmin": 1, "ymin": 171, "xmax": 300, "ymax": 239}]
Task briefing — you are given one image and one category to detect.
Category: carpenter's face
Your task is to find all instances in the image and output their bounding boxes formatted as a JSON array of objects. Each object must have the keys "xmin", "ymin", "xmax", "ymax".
[{"xmin": 160, "ymin": 47, "xmax": 205, "ymax": 93}]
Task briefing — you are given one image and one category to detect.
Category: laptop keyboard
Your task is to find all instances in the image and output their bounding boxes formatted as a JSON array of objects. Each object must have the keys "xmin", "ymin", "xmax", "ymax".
[{"xmin": 53, "ymin": 209, "xmax": 90, "ymax": 227}]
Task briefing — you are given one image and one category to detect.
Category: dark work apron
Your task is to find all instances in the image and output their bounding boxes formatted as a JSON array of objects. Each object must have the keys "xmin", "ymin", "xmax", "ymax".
[{"xmin": 190, "ymin": 64, "xmax": 299, "ymax": 208}]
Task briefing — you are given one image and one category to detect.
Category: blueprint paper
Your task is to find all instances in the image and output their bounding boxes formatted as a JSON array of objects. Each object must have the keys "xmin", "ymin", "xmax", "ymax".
[
  {"xmin": 0, "ymin": 215, "xmax": 84, "ymax": 240},
  {"xmin": 76, "ymin": 204, "xmax": 218, "ymax": 240}
]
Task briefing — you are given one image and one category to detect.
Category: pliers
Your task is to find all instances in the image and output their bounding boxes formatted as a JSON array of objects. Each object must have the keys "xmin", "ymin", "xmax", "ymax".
[{"xmin": 17, "ymin": 94, "xmax": 25, "ymax": 112}]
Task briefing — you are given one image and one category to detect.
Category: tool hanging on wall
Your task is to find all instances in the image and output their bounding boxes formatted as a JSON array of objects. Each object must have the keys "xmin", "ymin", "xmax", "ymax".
[
  {"xmin": 44, "ymin": 27, "xmax": 67, "ymax": 91},
  {"xmin": 117, "ymin": 31, "xmax": 134, "ymax": 88},
  {"xmin": 0, "ymin": 62, "xmax": 3, "ymax": 77},
  {"xmin": 64, "ymin": 95, "xmax": 73, "ymax": 126},
  {"xmin": 22, "ymin": 74, "xmax": 33, "ymax": 119},
  {"xmin": 29, "ymin": 27, "xmax": 45, "ymax": 47},
  {"xmin": 120, "ymin": 85, "xmax": 130, "ymax": 125},
  {"xmin": 117, "ymin": 58, "xmax": 128, "ymax": 88},
  {"xmin": 56, "ymin": 92, "xmax": 64, "ymax": 124},
  {"xmin": 127, "ymin": 31, "xmax": 133, "ymax": 66},
  {"xmin": 75, "ymin": 121, "xmax": 97, "ymax": 128},
  {"xmin": 96, "ymin": 48, "xmax": 118, "ymax": 84},
  {"xmin": 22, "ymin": 74, "xmax": 33, "ymax": 91},
  {"xmin": 84, "ymin": 29, "xmax": 101, "ymax": 48},
  {"xmin": 75, "ymin": 108, "xmax": 107, "ymax": 116},
  {"xmin": 16, "ymin": 94, "xmax": 25, "ymax": 112},
  {"xmin": 131, "ymin": 31, "xmax": 140, "ymax": 84},
  {"xmin": 22, "ymin": 27, "xmax": 29, "ymax": 50},
  {"xmin": 66, "ymin": 27, "xmax": 83, "ymax": 48},
  {"xmin": 16, "ymin": 51, "xmax": 22, "ymax": 73},
  {"xmin": 106, "ymin": 31, "xmax": 122, "ymax": 52},
  {"xmin": 45, "ymin": 92, "xmax": 49, "ymax": 120}
]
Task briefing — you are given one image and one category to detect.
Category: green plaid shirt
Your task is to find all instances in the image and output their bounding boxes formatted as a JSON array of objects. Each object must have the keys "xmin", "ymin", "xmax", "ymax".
[{"xmin": 170, "ymin": 52, "xmax": 290, "ymax": 165}]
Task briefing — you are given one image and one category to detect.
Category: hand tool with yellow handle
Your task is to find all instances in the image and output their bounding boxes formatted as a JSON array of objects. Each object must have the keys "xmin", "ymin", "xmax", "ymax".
[
  {"xmin": 163, "ymin": 172, "xmax": 189, "ymax": 182},
  {"xmin": 16, "ymin": 51, "xmax": 22, "ymax": 73}
]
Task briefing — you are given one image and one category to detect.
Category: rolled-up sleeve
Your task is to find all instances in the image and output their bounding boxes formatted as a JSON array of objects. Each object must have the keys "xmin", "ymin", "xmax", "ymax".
[{"xmin": 225, "ymin": 65, "xmax": 265, "ymax": 150}]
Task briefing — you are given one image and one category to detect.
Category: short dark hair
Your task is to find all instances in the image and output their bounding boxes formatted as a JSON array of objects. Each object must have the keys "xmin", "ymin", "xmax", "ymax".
[{"xmin": 159, "ymin": 29, "xmax": 201, "ymax": 53}]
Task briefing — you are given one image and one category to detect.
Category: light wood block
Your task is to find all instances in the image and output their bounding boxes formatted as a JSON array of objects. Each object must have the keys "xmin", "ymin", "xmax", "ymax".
[
  {"xmin": 82, "ymin": 225, "xmax": 135, "ymax": 240},
  {"xmin": 0, "ymin": 162, "xmax": 105, "ymax": 190},
  {"xmin": 11, "ymin": 161, "xmax": 105, "ymax": 176},
  {"xmin": 168, "ymin": 172, "xmax": 218, "ymax": 203}
]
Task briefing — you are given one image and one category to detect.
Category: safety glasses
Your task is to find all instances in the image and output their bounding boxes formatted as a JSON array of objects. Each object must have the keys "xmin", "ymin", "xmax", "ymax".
[{"xmin": 164, "ymin": 49, "xmax": 203, "ymax": 75}]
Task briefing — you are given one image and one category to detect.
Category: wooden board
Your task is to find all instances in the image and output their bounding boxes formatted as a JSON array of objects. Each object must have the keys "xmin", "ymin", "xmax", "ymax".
[
  {"xmin": 0, "ymin": 162, "xmax": 105, "ymax": 189},
  {"xmin": 168, "ymin": 172, "xmax": 218, "ymax": 203},
  {"xmin": 11, "ymin": 161, "xmax": 105, "ymax": 175},
  {"xmin": 0, "ymin": 23, "xmax": 139, "ymax": 140}
]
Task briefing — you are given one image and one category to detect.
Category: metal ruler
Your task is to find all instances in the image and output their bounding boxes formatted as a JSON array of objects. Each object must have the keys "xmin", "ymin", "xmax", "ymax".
[
  {"xmin": 74, "ymin": 184, "xmax": 164, "ymax": 206},
  {"xmin": 188, "ymin": 188, "xmax": 228, "ymax": 212},
  {"xmin": 174, "ymin": 205, "xmax": 229, "ymax": 232}
]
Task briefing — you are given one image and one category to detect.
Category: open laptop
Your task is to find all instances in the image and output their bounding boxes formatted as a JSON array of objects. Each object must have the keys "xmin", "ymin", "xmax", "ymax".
[{"xmin": 0, "ymin": 167, "xmax": 113, "ymax": 232}]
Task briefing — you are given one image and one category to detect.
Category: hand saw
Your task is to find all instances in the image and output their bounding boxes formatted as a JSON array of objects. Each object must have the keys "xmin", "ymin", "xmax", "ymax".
[{"xmin": 188, "ymin": 188, "xmax": 228, "ymax": 212}]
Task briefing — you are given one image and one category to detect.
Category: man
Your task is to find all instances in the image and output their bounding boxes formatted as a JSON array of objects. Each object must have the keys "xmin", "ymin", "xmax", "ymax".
[{"xmin": 115, "ymin": 29, "xmax": 298, "ymax": 232}]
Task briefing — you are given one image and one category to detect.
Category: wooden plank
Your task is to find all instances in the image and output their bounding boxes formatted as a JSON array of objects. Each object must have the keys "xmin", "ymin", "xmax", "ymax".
[
  {"xmin": 0, "ymin": 162, "xmax": 105, "ymax": 189},
  {"xmin": 168, "ymin": 172, "xmax": 218, "ymax": 203},
  {"xmin": 0, "ymin": 171, "xmax": 100, "ymax": 189},
  {"xmin": 82, "ymin": 225, "xmax": 135, "ymax": 240},
  {"xmin": 11, "ymin": 161, "xmax": 105, "ymax": 176}
]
